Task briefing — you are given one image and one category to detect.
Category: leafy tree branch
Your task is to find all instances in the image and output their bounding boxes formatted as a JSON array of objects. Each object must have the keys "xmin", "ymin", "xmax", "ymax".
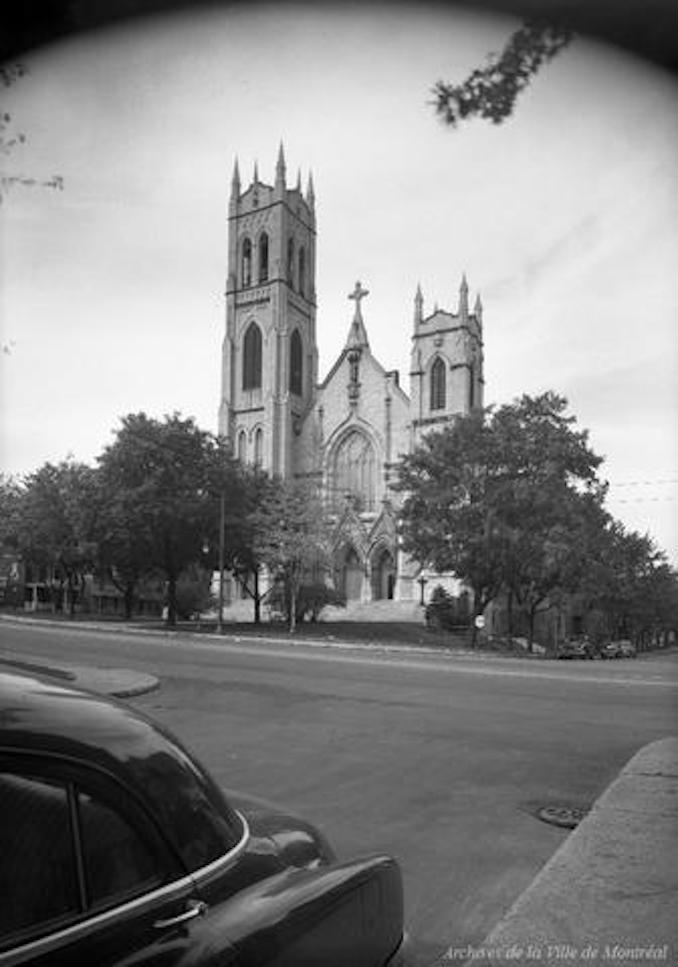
[{"xmin": 432, "ymin": 19, "xmax": 573, "ymax": 127}]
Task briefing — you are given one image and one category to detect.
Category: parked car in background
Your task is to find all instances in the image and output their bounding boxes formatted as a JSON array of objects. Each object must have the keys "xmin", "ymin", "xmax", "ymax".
[
  {"xmin": 0, "ymin": 672, "xmax": 406, "ymax": 966},
  {"xmin": 600, "ymin": 640, "xmax": 637, "ymax": 659},
  {"xmin": 556, "ymin": 637, "xmax": 597, "ymax": 660}
]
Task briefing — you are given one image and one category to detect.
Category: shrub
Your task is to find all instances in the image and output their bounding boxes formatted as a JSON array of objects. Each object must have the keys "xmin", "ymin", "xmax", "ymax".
[
  {"xmin": 296, "ymin": 583, "xmax": 346, "ymax": 622},
  {"xmin": 265, "ymin": 582, "xmax": 346, "ymax": 624},
  {"xmin": 174, "ymin": 565, "xmax": 214, "ymax": 621},
  {"xmin": 425, "ymin": 585, "xmax": 470, "ymax": 631}
]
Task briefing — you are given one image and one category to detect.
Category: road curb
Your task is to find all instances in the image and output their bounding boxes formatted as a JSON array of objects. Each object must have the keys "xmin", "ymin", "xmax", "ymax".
[
  {"xmin": 451, "ymin": 737, "xmax": 678, "ymax": 967},
  {"xmin": 66, "ymin": 666, "xmax": 161, "ymax": 698}
]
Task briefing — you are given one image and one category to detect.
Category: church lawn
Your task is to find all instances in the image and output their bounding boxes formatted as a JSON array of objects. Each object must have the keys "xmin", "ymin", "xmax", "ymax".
[{"xmin": 7, "ymin": 611, "xmax": 552, "ymax": 657}]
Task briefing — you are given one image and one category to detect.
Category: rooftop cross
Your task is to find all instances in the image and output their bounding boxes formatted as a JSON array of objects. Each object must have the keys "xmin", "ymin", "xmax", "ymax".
[{"xmin": 348, "ymin": 280, "xmax": 369, "ymax": 319}]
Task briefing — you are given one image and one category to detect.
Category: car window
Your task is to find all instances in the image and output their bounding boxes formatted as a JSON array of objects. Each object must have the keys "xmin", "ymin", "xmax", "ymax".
[
  {"xmin": 77, "ymin": 789, "xmax": 164, "ymax": 909},
  {"xmin": 131, "ymin": 748, "xmax": 244, "ymax": 872},
  {"xmin": 0, "ymin": 773, "xmax": 80, "ymax": 945}
]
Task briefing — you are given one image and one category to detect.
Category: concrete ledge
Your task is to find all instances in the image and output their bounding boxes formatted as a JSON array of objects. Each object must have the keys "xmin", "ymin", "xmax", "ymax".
[{"xmin": 449, "ymin": 738, "xmax": 678, "ymax": 967}]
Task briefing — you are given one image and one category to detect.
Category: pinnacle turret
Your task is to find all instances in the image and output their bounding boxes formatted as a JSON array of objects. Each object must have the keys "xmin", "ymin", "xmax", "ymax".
[
  {"xmin": 414, "ymin": 283, "xmax": 423, "ymax": 325},
  {"xmin": 474, "ymin": 293, "xmax": 483, "ymax": 325},
  {"xmin": 458, "ymin": 273, "xmax": 469, "ymax": 319},
  {"xmin": 306, "ymin": 171, "xmax": 315, "ymax": 210},
  {"xmin": 275, "ymin": 141, "xmax": 286, "ymax": 193},
  {"xmin": 230, "ymin": 157, "xmax": 240, "ymax": 197}
]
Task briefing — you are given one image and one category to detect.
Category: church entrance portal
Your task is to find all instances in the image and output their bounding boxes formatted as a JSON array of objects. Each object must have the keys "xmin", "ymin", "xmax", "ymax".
[
  {"xmin": 338, "ymin": 547, "xmax": 363, "ymax": 601},
  {"xmin": 371, "ymin": 548, "xmax": 395, "ymax": 600}
]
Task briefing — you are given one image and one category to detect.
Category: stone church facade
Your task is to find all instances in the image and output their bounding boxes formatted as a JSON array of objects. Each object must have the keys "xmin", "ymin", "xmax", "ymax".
[{"xmin": 218, "ymin": 147, "xmax": 485, "ymax": 603}]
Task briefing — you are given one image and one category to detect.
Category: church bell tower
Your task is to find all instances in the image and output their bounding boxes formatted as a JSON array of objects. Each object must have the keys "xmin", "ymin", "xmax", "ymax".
[
  {"xmin": 409, "ymin": 274, "xmax": 484, "ymax": 445},
  {"xmin": 218, "ymin": 144, "xmax": 318, "ymax": 477}
]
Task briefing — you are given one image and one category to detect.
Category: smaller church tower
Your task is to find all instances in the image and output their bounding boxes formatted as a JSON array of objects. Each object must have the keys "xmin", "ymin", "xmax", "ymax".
[
  {"xmin": 219, "ymin": 145, "xmax": 318, "ymax": 477},
  {"xmin": 409, "ymin": 274, "xmax": 484, "ymax": 445}
]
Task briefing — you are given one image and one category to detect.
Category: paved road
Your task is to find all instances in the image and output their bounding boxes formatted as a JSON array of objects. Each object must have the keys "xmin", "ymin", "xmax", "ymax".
[{"xmin": 2, "ymin": 620, "xmax": 677, "ymax": 965}]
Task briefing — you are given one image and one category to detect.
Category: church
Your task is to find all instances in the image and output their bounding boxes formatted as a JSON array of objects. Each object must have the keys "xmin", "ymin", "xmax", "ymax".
[{"xmin": 218, "ymin": 146, "xmax": 485, "ymax": 604}]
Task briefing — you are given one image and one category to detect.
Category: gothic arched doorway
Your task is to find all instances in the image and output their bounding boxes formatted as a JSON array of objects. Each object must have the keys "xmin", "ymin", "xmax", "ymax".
[
  {"xmin": 371, "ymin": 547, "xmax": 395, "ymax": 600},
  {"xmin": 338, "ymin": 546, "xmax": 363, "ymax": 602}
]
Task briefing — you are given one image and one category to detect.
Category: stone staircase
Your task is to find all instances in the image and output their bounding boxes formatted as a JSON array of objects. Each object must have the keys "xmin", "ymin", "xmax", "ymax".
[
  {"xmin": 320, "ymin": 599, "xmax": 425, "ymax": 623},
  {"xmin": 216, "ymin": 597, "xmax": 425, "ymax": 625}
]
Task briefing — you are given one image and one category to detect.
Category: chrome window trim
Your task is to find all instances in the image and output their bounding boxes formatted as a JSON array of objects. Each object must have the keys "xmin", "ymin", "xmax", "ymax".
[
  {"xmin": 0, "ymin": 810, "xmax": 250, "ymax": 965},
  {"xmin": 190, "ymin": 810, "xmax": 250, "ymax": 885}
]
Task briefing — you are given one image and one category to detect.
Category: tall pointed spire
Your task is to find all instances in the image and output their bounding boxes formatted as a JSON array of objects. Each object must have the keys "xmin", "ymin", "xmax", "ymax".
[
  {"xmin": 230, "ymin": 157, "xmax": 240, "ymax": 197},
  {"xmin": 253, "ymin": 160, "xmax": 259, "ymax": 184},
  {"xmin": 459, "ymin": 272, "xmax": 469, "ymax": 319},
  {"xmin": 275, "ymin": 141, "xmax": 286, "ymax": 195},
  {"xmin": 414, "ymin": 283, "xmax": 423, "ymax": 325}
]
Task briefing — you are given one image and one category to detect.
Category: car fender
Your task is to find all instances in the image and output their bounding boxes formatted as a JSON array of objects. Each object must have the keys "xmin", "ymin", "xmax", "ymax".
[{"xmin": 187, "ymin": 855, "xmax": 404, "ymax": 967}]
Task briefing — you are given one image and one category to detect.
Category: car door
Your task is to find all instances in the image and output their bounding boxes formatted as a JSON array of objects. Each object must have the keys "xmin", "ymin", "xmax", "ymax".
[{"xmin": 0, "ymin": 754, "xmax": 232, "ymax": 967}]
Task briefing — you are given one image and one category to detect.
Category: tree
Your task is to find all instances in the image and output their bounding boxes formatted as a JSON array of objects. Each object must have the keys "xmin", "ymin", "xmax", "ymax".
[
  {"xmin": 396, "ymin": 409, "xmax": 507, "ymax": 645},
  {"xmin": 14, "ymin": 460, "xmax": 98, "ymax": 615},
  {"xmin": 174, "ymin": 563, "xmax": 214, "ymax": 621},
  {"xmin": 251, "ymin": 480, "xmax": 332, "ymax": 633},
  {"xmin": 488, "ymin": 393, "xmax": 605, "ymax": 646},
  {"xmin": 96, "ymin": 413, "xmax": 222, "ymax": 626},
  {"xmin": 432, "ymin": 18, "xmax": 573, "ymax": 127},
  {"xmin": 0, "ymin": 475, "xmax": 24, "ymax": 607},
  {"xmin": 397, "ymin": 393, "xmax": 606, "ymax": 647},
  {"xmin": 89, "ymin": 470, "xmax": 157, "ymax": 620},
  {"xmin": 584, "ymin": 523, "xmax": 678, "ymax": 647},
  {"xmin": 210, "ymin": 462, "xmax": 275, "ymax": 625},
  {"xmin": 0, "ymin": 474, "xmax": 23, "ymax": 551}
]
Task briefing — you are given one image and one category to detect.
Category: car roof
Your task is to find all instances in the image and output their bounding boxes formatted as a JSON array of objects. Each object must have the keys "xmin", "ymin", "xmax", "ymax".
[
  {"xmin": 0, "ymin": 670, "xmax": 183, "ymax": 769},
  {"xmin": 0, "ymin": 671, "xmax": 241, "ymax": 856}
]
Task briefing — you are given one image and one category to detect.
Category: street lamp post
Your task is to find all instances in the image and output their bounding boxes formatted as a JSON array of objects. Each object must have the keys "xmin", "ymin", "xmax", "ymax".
[{"xmin": 418, "ymin": 575, "xmax": 428, "ymax": 606}]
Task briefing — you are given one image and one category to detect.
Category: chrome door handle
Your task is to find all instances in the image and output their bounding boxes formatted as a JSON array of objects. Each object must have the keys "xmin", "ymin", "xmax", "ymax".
[{"xmin": 154, "ymin": 899, "xmax": 207, "ymax": 930}]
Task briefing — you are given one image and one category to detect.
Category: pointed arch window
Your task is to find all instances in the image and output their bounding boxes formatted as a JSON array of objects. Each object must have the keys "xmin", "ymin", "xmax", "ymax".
[
  {"xmin": 287, "ymin": 237, "xmax": 295, "ymax": 289},
  {"xmin": 298, "ymin": 247, "xmax": 306, "ymax": 297},
  {"xmin": 258, "ymin": 233, "xmax": 269, "ymax": 284},
  {"xmin": 237, "ymin": 430, "xmax": 247, "ymax": 463},
  {"xmin": 430, "ymin": 357, "xmax": 446, "ymax": 411},
  {"xmin": 242, "ymin": 322, "xmax": 262, "ymax": 390},
  {"xmin": 241, "ymin": 237, "xmax": 252, "ymax": 287},
  {"xmin": 289, "ymin": 329, "xmax": 303, "ymax": 396},
  {"xmin": 254, "ymin": 427, "xmax": 263, "ymax": 466},
  {"xmin": 332, "ymin": 430, "xmax": 376, "ymax": 512}
]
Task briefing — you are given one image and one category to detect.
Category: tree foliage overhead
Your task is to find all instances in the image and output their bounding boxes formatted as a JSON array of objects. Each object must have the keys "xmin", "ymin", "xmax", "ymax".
[
  {"xmin": 432, "ymin": 18, "xmax": 573, "ymax": 127},
  {"xmin": 1, "ymin": 63, "xmax": 63, "ymax": 200}
]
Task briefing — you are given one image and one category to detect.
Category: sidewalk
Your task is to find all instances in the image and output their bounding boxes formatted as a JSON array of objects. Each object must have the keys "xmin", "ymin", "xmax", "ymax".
[{"xmin": 448, "ymin": 737, "xmax": 678, "ymax": 967}]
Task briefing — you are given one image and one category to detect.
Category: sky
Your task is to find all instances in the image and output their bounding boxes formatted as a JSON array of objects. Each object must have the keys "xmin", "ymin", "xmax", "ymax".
[{"xmin": 1, "ymin": 2, "xmax": 677, "ymax": 562}]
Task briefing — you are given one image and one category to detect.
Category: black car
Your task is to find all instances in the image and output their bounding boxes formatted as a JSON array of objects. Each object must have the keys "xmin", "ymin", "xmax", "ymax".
[{"xmin": 0, "ymin": 671, "xmax": 406, "ymax": 966}]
